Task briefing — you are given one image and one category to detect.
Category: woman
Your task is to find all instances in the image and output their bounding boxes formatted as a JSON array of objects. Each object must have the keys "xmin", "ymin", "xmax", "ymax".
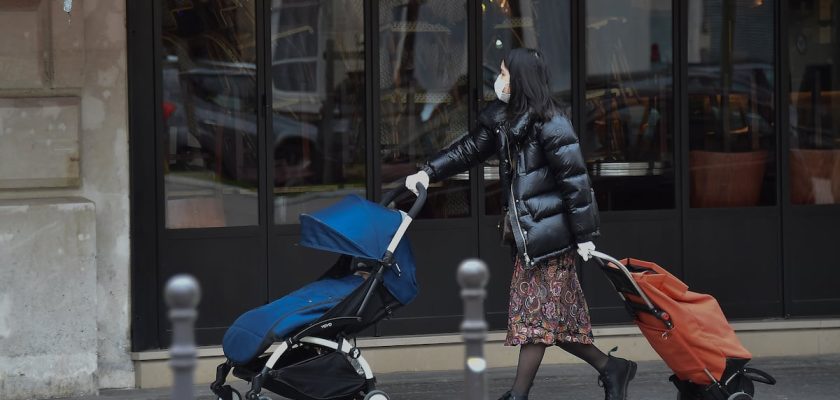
[{"xmin": 404, "ymin": 48, "xmax": 636, "ymax": 400}]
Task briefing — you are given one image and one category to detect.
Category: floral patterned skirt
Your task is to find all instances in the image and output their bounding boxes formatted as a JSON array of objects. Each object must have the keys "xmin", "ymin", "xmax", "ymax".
[{"xmin": 504, "ymin": 252, "xmax": 595, "ymax": 346}]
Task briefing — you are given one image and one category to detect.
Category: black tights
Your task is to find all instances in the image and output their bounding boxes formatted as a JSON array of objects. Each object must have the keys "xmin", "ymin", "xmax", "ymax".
[
  {"xmin": 510, "ymin": 342, "xmax": 609, "ymax": 397},
  {"xmin": 557, "ymin": 342, "xmax": 610, "ymax": 372}
]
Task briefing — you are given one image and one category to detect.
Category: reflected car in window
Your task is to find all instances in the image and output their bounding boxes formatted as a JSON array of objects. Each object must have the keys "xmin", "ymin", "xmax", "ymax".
[{"xmin": 163, "ymin": 58, "xmax": 339, "ymax": 187}]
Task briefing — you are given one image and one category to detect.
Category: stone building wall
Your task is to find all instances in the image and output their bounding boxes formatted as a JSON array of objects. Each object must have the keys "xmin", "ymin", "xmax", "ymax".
[{"xmin": 0, "ymin": 1, "xmax": 132, "ymax": 398}]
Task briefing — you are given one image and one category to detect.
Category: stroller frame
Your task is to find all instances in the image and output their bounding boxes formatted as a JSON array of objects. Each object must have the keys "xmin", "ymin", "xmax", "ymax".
[
  {"xmin": 211, "ymin": 182, "xmax": 427, "ymax": 400},
  {"xmin": 590, "ymin": 251, "xmax": 775, "ymax": 400},
  {"xmin": 210, "ymin": 265, "xmax": 391, "ymax": 400}
]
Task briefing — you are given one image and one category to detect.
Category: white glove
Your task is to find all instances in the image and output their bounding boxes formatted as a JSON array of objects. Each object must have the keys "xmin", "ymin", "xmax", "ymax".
[
  {"xmin": 405, "ymin": 170, "xmax": 430, "ymax": 195},
  {"xmin": 577, "ymin": 241, "xmax": 596, "ymax": 262}
]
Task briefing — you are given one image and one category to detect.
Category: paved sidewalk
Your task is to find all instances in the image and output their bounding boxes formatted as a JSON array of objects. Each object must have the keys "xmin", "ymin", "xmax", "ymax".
[{"xmin": 60, "ymin": 354, "xmax": 838, "ymax": 400}]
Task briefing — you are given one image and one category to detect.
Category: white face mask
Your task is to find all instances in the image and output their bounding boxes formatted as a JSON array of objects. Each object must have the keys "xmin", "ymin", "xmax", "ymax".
[{"xmin": 494, "ymin": 75, "xmax": 510, "ymax": 103}]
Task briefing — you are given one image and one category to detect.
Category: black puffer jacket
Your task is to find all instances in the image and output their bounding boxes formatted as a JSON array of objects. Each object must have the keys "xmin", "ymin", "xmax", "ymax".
[{"xmin": 421, "ymin": 100, "xmax": 600, "ymax": 267}]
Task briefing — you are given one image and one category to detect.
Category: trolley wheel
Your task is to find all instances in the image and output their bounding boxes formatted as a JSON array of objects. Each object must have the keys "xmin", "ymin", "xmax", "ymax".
[
  {"xmin": 727, "ymin": 393, "xmax": 752, "ymax": 400},
  {"xmin": 218, "ymin": 387, "xmax": 241, "ymax": 400},
  {"xmin": 364, "ymin": 390, "xmax": 390, "ymax": 400},
  {"xmin": 727, "ymin": 372, "xmax": 756, "ymax": 396}
]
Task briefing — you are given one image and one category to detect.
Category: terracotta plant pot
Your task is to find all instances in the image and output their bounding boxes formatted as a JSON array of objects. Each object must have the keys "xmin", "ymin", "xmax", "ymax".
[
  {"xmin": 690, "ymin": 150, "xmax": 768, "ymax": 208},
  {"xmin": 789, "ymin": 149, "xmax": 840, "ymax": 205}
]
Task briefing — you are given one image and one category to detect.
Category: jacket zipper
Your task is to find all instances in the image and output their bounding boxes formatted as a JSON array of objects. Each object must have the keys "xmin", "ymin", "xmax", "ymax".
[{"xmin": 506, "ymin": 137, "xmax": 531, "ymax": 266}]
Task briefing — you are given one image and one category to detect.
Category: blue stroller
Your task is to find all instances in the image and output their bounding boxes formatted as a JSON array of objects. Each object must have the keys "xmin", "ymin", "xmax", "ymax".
[{"xmin": 211, "ymin": 183, "xmax": 427, "ymax": 400}]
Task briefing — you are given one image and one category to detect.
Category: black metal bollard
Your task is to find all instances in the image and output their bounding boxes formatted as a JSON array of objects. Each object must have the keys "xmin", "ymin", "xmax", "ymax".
[
  {"xmin": 458, "ymin": 259, "xmax": 490, "ymax": 400},
  {"xmin": 165, "ymin": 274, "xmax": 201, "ymax": 400}
]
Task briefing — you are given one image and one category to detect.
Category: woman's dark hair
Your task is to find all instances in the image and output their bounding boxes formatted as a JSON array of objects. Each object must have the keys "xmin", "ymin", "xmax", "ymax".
[{"xmin": 504, "ymin": 48, "xmax": 560, "ymax": 121}]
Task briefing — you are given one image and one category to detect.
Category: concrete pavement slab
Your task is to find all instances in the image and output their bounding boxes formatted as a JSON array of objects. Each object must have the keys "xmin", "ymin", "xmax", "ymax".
[{"xmin": 57, "ymin": 354, "xmax": 839, "ymax": 400}]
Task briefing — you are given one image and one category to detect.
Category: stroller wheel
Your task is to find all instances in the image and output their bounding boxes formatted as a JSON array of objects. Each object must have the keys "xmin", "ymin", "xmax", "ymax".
[
  {"xmin": 363, "ymin": 390, "xmax": 390, "ymax": 400},
  {"xmin": 727, "ymin": 393, "xmax": 752, "ymax": 400},
  {"xmin": 243, "ymin": 391, "xmax": 271, "ymax": 400},
  {"xmin": 218, "ymin": 388, "xmax": 241, "ymax": 400}
]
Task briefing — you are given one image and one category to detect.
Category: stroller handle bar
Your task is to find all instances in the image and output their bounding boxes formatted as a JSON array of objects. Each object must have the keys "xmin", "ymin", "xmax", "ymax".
[
  {"xmin": 381, "ymin": 178, "xmax": 428, "ymax": 262},
  {"xmin": 380, "ymin": 178, "xmax": 428, "ymax": 220},
  {"xmin": 589, "ymin": 250, "xmax": 656, "ymax": 311}
]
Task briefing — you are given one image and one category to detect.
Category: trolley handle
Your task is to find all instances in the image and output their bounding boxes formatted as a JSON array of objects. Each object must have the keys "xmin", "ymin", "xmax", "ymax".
[
  {"xmin": 380, "ymin": 178, "xmax": 428, "ymax": 220},
  {"xmin": 589, "ymin": 250, "xmax": 663, "ymax": 324}
]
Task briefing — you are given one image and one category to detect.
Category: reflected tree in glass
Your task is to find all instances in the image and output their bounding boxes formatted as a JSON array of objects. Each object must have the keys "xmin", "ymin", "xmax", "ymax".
[
  {"xmin": 379, "ymin": 0, "xmax": 470, "ymax": 218},
  {"xmin": 161, "ymin": 0, "xmax": 259, "ymax": 228},
  {"xmin": 270, "ymin": 0, "xmax": 367, "ymax": 224}
]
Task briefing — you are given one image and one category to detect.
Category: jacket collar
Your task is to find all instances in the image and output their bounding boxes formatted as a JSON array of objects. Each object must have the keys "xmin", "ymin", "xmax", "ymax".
[{"xmin": 506, "ymin": 110, "xmax": 535, "ymax": 144}]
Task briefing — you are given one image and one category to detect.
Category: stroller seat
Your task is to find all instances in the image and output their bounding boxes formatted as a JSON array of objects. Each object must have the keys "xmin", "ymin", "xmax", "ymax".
[{"xmin": 223, "ymin": 274, "xmax": 365, "ymax": 366}]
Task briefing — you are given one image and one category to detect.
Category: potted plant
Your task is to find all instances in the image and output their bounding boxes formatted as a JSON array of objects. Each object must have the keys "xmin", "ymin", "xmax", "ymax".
[{"xmin": 689, "ymin": 89, "xmax": 770, "ymax": 208}]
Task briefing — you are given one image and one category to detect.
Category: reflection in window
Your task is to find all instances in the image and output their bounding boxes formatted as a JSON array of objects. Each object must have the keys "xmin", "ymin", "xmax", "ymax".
[
  {"xmin": 688, "ymin": 0, "xmax": 776, "ymax": 208},
  {"xmin": 584, "ymin": 0, "xmax": 675, "ymax": 211},
  {"xmin": 271, "ymin": 0, "xmax": 367, "ymax": 224},
  {"xmin": 482, "ymin": 0, "xmax": 572, "ymax": 215},
  {"xmin": 161, "ymin": 0, "xmax": 258, "ymax": 229},
  {"xmin": 379, "ymin": 0, "xmax": 470, "ymax": 218},
  {"xmin": 789, "ymin": 0, "xmax": 840, "ymax": 205}
]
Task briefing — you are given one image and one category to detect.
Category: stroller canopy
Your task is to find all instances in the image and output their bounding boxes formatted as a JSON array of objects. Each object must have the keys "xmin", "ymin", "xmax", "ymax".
[{"xmin": 299, "ymin": 195, "xmax": 418, "ymax": 305}]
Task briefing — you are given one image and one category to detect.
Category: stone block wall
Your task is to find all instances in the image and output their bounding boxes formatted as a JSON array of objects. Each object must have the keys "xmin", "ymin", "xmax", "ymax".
[
  {"xmin": 0, "ymin": 1, "xmax": 132, "ymax": 398},
  {"xmin": 0, "ymin": 0, "xmax": 85, "ymax": 90},
  {"xmin": 0, "ymin": 97, "xmax": 81, "ymax": 189},
  {"xmin": 0, "ymin": 198, "xmax": 97, "ymax": 399}
]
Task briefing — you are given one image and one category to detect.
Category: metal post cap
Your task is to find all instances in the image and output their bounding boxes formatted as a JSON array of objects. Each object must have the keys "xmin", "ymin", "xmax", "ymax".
[
  {"xmin": 165, "ymin": 274, "xmax": 201, "ymax": 309},
  {"xmin": 457, "ymin": 259, "xmax": 489, "ymax": 288}
]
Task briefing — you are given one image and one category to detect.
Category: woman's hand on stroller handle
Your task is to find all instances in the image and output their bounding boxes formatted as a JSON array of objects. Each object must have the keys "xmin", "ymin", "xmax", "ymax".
[
  {"xmin": 381, "ymin": 175, "xmax": 428, "ymax": 220},
  {"xmin": 405, "ymin": 170, "xmax": 430, "ymax": 196}
]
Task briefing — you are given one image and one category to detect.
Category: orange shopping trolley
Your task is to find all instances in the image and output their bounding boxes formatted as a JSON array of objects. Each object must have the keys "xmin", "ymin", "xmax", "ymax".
[{"xmin": 590, "ymin": 251, "xmax": 776, "ymax": 400}]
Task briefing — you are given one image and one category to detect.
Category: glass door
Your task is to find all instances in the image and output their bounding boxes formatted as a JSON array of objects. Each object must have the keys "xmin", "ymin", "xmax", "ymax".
[
  {"xmin": 581, "ymin": 0, "xmax": 678, "ymax": 323},
  {"xmin": 784, "ymin": 0, "xmax": 840, "ymax": 316},
  {"xmin": 152, "ymin": 0, "xmax": 483, "ymax": 341},
  {"xmin": 157, "ymin": 0, "xmax": 267, "ymax": 345},
  {"xmin": 684, "ymin": 0, "xmax": 781, "ymax": 318}
]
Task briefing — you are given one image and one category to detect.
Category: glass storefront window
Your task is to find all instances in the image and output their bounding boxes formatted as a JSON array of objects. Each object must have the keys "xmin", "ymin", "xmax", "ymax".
[
  {"xmin": 789, "ymin": 0, "xmax": 840, "ymax": 205},
  {"xmin": 270, "ymin": 0, "xmax": 367, "ymax": 224},
  {"xmin": 584, "ymin": 0, "xmax": 675, "ymax": 211},
  {"xmin": 481, "ymin": 0, "xmax": 573, "ymax": 215},
  {"xmin": 379, "ymin": 0, "xmax": 470, "ymax": 219},
  {"xmin": 687, "ymin": 0, "xmax": 776, "ymax": 208},
  {"xmin": 161, "ymin": 0, "xmax": 259, "ymax": 228}
]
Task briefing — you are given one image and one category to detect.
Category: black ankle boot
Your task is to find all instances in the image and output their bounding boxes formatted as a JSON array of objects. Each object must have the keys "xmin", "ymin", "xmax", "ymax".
[
  {"xmin": 597, "ymin": 349, "xmax": 637, "ymax": 400},
  {"xmin": 498, "ymin": 390, "xmax": 528, "ymax": 400}
]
